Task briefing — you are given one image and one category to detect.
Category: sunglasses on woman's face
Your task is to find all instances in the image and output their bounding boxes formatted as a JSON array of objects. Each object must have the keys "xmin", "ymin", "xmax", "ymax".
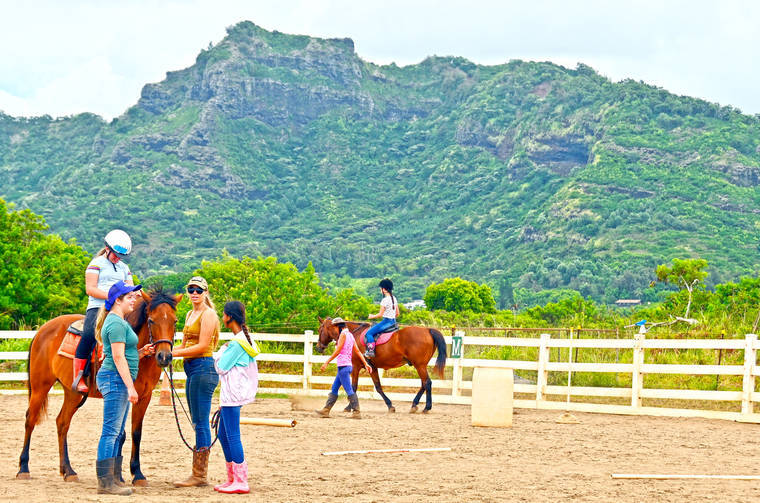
[{"xmin": 186, "ymin": 286, "xmax": 205, "ymax": 294}]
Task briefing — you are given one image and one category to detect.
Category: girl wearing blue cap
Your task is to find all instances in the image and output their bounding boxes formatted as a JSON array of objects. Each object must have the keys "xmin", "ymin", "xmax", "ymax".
[{"xmin": 93, "ymin": 280, "xmax": 155, "ymax": 495}]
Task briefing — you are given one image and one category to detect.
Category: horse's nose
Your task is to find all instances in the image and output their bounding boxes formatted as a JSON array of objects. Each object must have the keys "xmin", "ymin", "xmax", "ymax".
[{"xmin": 157, "ymin": 352, "xmax": 173, "ymax": 368}]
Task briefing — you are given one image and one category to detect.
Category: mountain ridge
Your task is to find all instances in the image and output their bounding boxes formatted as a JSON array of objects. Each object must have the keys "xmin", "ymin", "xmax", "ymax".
[{"xmin": 2, "ymin": 20, "xmax": 759, "ymax": 304}]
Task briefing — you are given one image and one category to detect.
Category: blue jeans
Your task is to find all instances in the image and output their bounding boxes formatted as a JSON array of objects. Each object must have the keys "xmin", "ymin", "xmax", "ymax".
[
  {"xmin": 184, "ymin": 357, "xmax": 219, "ymax": 449},
  {"xmin": 365, "ymin": 318, "xmax": 396, "ymax": 344},
  {"xmin": 218, "ymin": 406, "xmax": 244, "ymax": 463},
  {"xmin": 96, "ymin": 368, "xmax": 131, "ymax": 461},
  {"xmin": 330, "ymin": 365, "xmax": 354, "ymax": 395}
]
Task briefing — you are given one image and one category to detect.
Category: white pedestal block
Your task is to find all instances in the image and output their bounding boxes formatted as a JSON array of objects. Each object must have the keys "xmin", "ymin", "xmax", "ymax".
[{"xmin": 471, "ymin": 367, "xmax": 513, "ymax": 427}]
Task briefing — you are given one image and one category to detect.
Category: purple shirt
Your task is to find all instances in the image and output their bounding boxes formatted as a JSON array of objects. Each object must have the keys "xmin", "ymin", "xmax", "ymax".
[{"xmin": 335, "ymin": 329, "xmax": 355, "ymax": 367}]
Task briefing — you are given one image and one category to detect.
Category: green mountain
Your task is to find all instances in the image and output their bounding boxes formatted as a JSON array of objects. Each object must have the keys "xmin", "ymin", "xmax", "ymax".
[{"xmin": 2, "ymin": 21, "xmax": 760, "ymax": 304}]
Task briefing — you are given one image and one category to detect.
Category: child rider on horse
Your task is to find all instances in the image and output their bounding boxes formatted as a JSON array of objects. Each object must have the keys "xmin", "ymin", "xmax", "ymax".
[
  {"xmin": 73, "ymin": 229, "xmax": 134, "ymax": 394},
  {"xmin": 363, "ymin": 278, "xmax": 399, "ymax": 358}
]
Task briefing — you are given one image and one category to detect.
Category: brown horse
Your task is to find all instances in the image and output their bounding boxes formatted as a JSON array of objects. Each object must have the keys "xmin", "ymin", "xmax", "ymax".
[
  {"xmin": 16, "ymin": 287, "xmax": 180, "ymax": 485},
  {"xmin": 316, "ymin": 317, "xmax": 447, "ymax": 413}
]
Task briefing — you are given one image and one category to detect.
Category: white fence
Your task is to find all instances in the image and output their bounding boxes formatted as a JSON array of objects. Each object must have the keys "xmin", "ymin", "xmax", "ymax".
[{"xmin": 2, "ymin": 330, "xmax": 760, "ymax": 423}]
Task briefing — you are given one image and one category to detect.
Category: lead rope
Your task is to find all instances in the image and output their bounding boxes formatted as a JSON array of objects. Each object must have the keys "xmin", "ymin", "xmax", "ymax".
[{"xmin": 165, "ymin": 366, "xmax": 220, "ymax": 452}]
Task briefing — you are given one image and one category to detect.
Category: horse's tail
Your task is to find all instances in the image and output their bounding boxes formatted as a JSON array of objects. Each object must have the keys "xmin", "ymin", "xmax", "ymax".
[{"xmin": 429, "ymin": 328, "xmax": 447, "ymax": 379}]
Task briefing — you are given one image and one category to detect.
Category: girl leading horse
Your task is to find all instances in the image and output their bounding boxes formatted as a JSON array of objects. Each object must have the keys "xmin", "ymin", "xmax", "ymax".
[
  {"xmin": 17, "ymin": 287, "xmax": 179, "ymax": 486},
  {"xmin": 316, "ymin": 317, "xmax": 447, "ymax": 413}
]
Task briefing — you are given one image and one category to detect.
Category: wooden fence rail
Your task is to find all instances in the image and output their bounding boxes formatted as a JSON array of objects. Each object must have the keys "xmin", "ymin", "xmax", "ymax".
[{"xmin": 2, "ymin": 330, "xmax": 760, "ymax": 423}]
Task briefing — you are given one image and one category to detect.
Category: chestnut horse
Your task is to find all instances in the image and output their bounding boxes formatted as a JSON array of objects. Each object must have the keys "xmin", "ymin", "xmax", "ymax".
[
  {"xmin": 16, "ymin": 288, "xmax": 179, "ymax": 485},
  {"xmin": 316, "ymin": 317, "xmax": 447, "ymax": 413}
]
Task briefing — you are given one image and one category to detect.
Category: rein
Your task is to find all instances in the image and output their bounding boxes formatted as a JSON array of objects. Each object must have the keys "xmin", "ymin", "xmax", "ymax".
[
  {"xmin": 164, "ymin": 366, "xmax": 220, "ymax": 452},
  {"xmin": 156, "ymin": 320, "xmax": 219, "ymax": 452}
]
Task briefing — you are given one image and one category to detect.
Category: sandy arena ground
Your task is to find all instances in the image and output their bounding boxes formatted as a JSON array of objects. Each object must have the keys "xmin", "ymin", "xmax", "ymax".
[{"xmin": 2, "ymin": 393, "xmax": 760, "ymax": 502}]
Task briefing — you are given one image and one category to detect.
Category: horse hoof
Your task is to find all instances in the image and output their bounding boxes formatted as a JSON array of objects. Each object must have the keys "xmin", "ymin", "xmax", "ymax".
[
  {"xmin": 133, "ymin": 478, "xmax": 148, "ymax": 487},
  {"xmin": 388, "ymin": 407, "xmax": 396, "ymax": 413},
  {"xmin": 410, "ymin": 406, "xmax": 418, "ymax": 414},
  {"xmin": 422, "ymin": 409, "xmax": 431, "ymax": 414},
  {"xmin": 16, "ymin": 472, "xmax": 30, "ymax": 480},
  {"xmin": 63, "ymin": 474, "xmax": 79, "ymax": 482}
]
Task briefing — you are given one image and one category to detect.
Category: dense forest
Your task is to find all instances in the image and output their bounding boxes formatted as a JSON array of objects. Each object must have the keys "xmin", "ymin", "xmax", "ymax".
[{"xmin": 2, "ymin": 20, "xmax": 760, "ymax": 305}]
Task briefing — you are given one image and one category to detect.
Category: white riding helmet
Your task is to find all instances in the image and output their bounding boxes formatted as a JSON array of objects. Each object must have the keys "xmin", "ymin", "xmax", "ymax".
[{"xmin": 104, "ymin": 229, "xmax": 132, "ymax": 258}]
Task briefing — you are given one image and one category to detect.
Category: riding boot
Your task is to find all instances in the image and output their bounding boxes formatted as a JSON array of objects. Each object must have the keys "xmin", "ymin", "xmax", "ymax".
[
  {"xmin": 214, "ymin": 462, "xmax": 234, "ymax": 492},
  {"xmin": 96, "ymin": 458, "xmax": 132, "ymax": 495},
  {"xmin": 217, "ymin": 461, "xmax": 250, "ymax": 494},
  {"xmin": 173, "ymin": 448, "xmax": 209, "ymax": 487},
  {"xmin": 113, "ymin": 455, "xmax": 126, "ymax": 487},
  {"xmin": 364, "ymin": 343, "xmax": 376, "ymax": 359},
  {"xmin": 315, "ymin": 393, "xmax": 338, "ymax": 417},
  {"xmin": 348, "ymin": 393, "xmax": 361, "ymax": 419},
  {"xmin": 72, "ymin": 357, "xmax": 89, "ymax": 393}
]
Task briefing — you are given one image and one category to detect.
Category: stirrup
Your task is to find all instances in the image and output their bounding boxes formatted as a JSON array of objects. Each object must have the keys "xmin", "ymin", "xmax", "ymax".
[{"xmin": 364, "ymin": 349, "xmax": 375, "ymax": 358}]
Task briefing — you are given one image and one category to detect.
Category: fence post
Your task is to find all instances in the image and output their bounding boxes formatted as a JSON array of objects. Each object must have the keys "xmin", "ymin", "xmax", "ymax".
[
  {"xmin": 631, "ymin": 332, "xmax": 645, "ymax": 409},
  {"xmin": 303, "ymin": 330, "xmax": 313, "ymax": 392},
  {"xmin": 742, "ymin": 333, "xmax": 757, "ymax": 416},
  {"xmin": 451, "ymin": 330, "xmax": 464, "ymax": 397},
  {"xmin": 536, "ymin": 333, "xmax": 550, "ymax": 403}
]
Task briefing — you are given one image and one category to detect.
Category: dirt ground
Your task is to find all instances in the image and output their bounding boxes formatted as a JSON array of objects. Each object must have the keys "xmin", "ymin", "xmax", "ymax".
[{"xmin": 3, "ymin": 393, "xmax": 760, "ymax": 502}]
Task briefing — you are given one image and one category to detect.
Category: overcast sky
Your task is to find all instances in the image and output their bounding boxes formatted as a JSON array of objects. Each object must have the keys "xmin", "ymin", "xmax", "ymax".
[{"xmin": 1, "ymin": 0, "xmax": 758, "ymax": 120}]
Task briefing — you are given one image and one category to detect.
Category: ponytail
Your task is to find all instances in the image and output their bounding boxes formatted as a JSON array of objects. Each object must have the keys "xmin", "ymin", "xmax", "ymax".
[
  {"xmin": 204, "ymin": 293, "xmax": 216, "ymax": 312},
  {"xmin": 223, "ymin": 300, "xmax": 250, "ymax": 344},
  {"xmin": 94, "ymin": 306, "xmax": 108, "ymax": 344},
  {"xmin": 241, "ymin": 323, "xmax": 252, "ymax": 346}
]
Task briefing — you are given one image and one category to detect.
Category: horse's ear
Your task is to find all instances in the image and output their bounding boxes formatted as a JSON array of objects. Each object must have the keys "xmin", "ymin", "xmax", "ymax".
[
  {"xmin": 317, "ymin": 316, "xmax": 323, "ymax": 323},
  {"xmin": 174, "ymin": 293, "xmax": 184, "ymax": 305},
  {"xmin": 141, "ymin": 289, "xmax": 151, "ymax": 303}
]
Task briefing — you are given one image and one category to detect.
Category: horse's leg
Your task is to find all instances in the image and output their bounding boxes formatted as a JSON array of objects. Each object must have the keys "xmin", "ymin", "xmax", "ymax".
[
  {"xmin": 410, "ymin": 365, "xmax": 431, "ymax": 413},
  {"xmin": 343, "ymin": 366, "xmax": 361, "ymax": 412},
  {"xmin": 369, "ymin": 369, "xmax": 395, "ymax": 413},
  {"xmin": 17, "ymin": 379, "xmax": 55, "ymax": 479},
  {"xmin": 129, "ymin": 393, "xmax": 152, "ymax": 486},
  {"xmin": 423, "ymin": 375, "xmax": 433, "ymax": 413},
  {"xmin": 56, "ymin": 390, "xmax": 82, "ymax": 481}
]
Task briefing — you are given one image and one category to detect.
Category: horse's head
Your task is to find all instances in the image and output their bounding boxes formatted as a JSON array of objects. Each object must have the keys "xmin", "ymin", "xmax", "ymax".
[
  {"xmin": 130, "ymin": 288, "xmax": 182, "ymax": 368},
  {"xmin": 316, "ymin": 316, "xmax": 340, "ymax": 354}
]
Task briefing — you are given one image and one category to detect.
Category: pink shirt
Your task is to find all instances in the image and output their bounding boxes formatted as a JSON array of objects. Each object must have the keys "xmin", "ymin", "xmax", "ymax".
[{"xmin": 335, "ymin": 328, "xmax": 355, "ymax": 367}]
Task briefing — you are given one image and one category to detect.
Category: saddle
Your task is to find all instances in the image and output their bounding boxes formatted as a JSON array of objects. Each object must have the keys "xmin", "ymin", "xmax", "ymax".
[
  {"xmin": 361, "ymin": 323, "xmax": 399, "ymax": 347},
  {"xmin": 58, "ymin": 319, "xmax": 104, "ymax": 397}
]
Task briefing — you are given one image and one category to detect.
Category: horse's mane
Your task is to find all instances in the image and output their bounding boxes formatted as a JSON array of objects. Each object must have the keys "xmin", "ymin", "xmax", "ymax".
[
  {"xmin": 126, "ymin": 287, "xmax": 178, "ymax": 333},
  {"xmin": 345, "ymin": 320, "xmax": 370, "ymax": 335}
]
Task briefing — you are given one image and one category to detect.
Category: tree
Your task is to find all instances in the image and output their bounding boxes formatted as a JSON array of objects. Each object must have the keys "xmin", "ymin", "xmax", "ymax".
[
  {"xmin": 654, "ymin": 258, "xmax": 708, "ymax": 318},
  {"xmin": 182, "ymin": 252, "xmax": 372, "ymax": 331},
  {"xmin": 0, "ymin": 199, "xmax": 89, "ymax": 329},
  {"xmin": 424, "ymin": 278, "xmax": 496, "ymax": 313}
]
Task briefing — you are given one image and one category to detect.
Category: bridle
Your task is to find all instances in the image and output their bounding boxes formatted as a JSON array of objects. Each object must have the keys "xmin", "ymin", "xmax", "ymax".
[{"xmin": 147, "ymin": 318, "xmax": 175, "ymax": 349}]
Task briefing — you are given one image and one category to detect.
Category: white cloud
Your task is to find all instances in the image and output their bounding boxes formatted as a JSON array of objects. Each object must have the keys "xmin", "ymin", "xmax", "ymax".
[{"xmin": 1, "ymin": 0, "xmax": 759, "ymax": 119}]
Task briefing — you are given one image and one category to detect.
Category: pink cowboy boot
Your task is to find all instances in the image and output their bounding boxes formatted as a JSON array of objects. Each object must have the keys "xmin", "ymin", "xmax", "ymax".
[
  {"xmin": 213, "ymin": 462, "xmax": 234, "ymax": 492},
  {"xmin": 218, "ymin": 461, "xmax": 249, "ymax": 494}
]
